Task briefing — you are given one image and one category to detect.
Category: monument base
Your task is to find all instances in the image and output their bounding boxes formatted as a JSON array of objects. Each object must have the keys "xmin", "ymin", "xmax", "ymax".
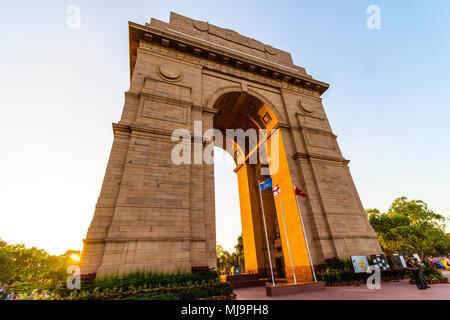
[
  {"xmin": 222, "ymin": 274, "xmax": 267, "ymax": 288},
  {"xmin": 265, "ymin": 281, "xmax": 326, "ymax": 297}
]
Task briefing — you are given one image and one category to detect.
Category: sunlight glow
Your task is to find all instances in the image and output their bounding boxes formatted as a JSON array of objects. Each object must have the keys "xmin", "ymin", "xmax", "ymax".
[{"xmin": 70, "ymin": 253, "xmax": 81, "ymax": 263}]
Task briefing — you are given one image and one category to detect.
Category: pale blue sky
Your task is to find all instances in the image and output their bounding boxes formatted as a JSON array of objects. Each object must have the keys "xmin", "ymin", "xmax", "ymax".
[{"xmin": 0, "ymin": 1, "xmax": 449, "ymax": 254}]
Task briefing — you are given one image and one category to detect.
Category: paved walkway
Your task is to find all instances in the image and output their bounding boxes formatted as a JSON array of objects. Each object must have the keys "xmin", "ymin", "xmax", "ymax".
[{"xmin": 234, "ymin": 271, "xmax": 450, "ymax": 300}]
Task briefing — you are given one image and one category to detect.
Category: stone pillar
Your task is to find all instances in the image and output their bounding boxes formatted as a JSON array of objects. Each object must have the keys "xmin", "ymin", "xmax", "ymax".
[
  {"xmin": 235, "ymin": 163, "xmax": 267, "ymax": 275},
  {"xmin": 267, "ymin": 128, "xmax": 313, "ymax": 283},
  {"xmin": 80, "ymin": 125, "xmax": 131, "ymax": 274}
]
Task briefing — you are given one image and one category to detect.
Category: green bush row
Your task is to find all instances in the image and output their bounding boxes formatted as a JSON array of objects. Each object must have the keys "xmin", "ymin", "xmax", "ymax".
[
  {"xmin": 421, "ymin": 262, "xmax": 446, "ymax": 281},
  {"xmin": 50, "ymin": 282, "xmax": 233, "ymax": 300},
  {"xmin": 6, "ymin": 269, "xmax": 231, "ymax": 300},
  {"xmin": 316, "ymin": 257, "xmax": 408, "ymax": 284},
  {"xmin": 316, "ymin": 268, "xmax": 409, "ymax": 284}
]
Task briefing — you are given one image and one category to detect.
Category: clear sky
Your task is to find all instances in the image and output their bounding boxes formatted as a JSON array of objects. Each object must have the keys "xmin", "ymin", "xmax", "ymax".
[{"xmin": 0, "ymin": 1, "xmax": 449, "ymax": 255}]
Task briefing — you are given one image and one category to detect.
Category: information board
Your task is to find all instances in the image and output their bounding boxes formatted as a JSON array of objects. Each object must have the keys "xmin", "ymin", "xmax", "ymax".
[
  {"xmin": 370, "ymin": 254, "xmax": 391, "ymax": 271},
  {"xmin": 232, "ymin": 266, "xmax": 242, "ymax": 275},
  {"xmin": 389, "ymin": 253, "xmax": 407, "ymax": 269},
  {"xmin": 350, "ymin": 255, "xmax": 370, "ymax": 273}
]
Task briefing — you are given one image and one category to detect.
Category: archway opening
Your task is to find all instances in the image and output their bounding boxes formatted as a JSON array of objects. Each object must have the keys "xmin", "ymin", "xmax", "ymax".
[
  {"xmin": 213, "ymin": 146, "xmax": 242, "ymax": 255},
  {"xmin": 212, "ymin": 91, "xmax": 285, "ymax": 279}
]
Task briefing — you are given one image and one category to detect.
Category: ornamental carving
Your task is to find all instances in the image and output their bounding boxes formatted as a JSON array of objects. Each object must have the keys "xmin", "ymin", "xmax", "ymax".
[{"xmin": 158, "ymin": 64, "xmax": 183, "ymax": 82}]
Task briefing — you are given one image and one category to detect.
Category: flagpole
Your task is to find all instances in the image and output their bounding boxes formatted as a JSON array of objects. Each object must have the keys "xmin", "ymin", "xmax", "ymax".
[
  {"xmin": 295, "ymin": 194, "xmax": 317, "ymax": 282},
  {"xmin": 258, "ymin": 182, "xmax": 276, "ymax": 287},
  {"xmin": 276, "ymin": 191, "xmax": 297, "ymax": 284}
]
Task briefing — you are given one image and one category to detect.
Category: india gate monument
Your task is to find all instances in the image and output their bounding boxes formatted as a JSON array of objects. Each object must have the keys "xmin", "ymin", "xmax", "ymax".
[{"xmin": 80, "ymin": 12, "xmax": 382, "ymax": 283}]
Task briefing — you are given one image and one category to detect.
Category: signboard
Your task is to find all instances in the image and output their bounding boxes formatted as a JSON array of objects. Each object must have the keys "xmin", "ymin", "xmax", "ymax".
[
  {"xmin": 370, "ymin": 254, "xmax": 391, "ymax": 271},
  {"xmin": 389, "ymin": 253, "xmax": 407, "ymax": 270},
  {"xmin": 350, "ymin": 255, "xmax": 370, "ymax": 273},
  {"xmin": 232, "ymin": 266, "xmax": 242, "ymax": 275}
]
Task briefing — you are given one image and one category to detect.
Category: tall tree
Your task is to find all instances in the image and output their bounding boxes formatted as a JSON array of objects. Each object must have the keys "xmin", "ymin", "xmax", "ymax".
[
  {"xmin": 0, "ymin": 238, "xmax": 76, "ymax": 284},
  {"xmin": 216, "ymin": 234, "xmax": 245, "ymax": 272},
  {"xmin": 234, "ymin": 234, "xmax": 244, "ymax": 268},
  {"xmin": 367, "ymin": 197, "xmax": 450, "ymax": 258}
]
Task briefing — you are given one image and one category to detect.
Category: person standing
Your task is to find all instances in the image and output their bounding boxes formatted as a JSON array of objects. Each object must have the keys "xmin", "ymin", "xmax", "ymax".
[
  {"xmin": 415, "ymin": 259, "xmax": 430, "ymax": 289},
  {"xmin": 405, "ymin": 257, "xmax": 426, "ymax": 290}
]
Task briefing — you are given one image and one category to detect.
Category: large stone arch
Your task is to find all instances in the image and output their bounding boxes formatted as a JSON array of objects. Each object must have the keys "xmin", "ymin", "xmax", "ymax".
[
  {"xmin": 80, "ymin": 12, "xmax": 382, "ymax": 280},
  {"xmin": 206, "ymin": 85, "xmax": 283, "ymax": 126}
]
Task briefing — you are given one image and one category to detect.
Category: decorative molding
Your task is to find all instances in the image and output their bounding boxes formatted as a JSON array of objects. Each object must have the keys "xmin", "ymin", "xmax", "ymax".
[
  {"xmin": 292, "ymin": 125, "xmax": 337, "ymax": 138},
  {"xmin": 278, "ymin": 123, "xmax": 291, "ymax": 129},
  {"xmin": 297, "ymin": 98, "xmax": 314, "ymax": 113},
  {"xmin": 129, "ymin": 22, "xmax": 329, "ymax": 96},
  {"xmin": 313, "ymin": 234, "xmax": 379, "ymax": 241},
  {"xmin": 83, "ymin": 239, "xmax": 106, "ymax": 245},
  {"xmin": 264, "ymin": 44, "xmax": 276, "ymax": 55},
  {"xmin": 295, "ymin": 112, "xmax": 326, "ymax": 121},
  {"xmin": 130, "ymin": 124, "xmax": 176, "ymax": 138},
  {"xmin": 113, "ymin": 123, "xmax": 132, "ymax": 134},
  {"xmin": 157, "ymin": 63, "xmax": 183, "ymax": 82},
  {"xmin": 191, "ymin": 105, "xmax": 219, "ymax": 114},
  {"xmin": 124, "ymin": 91, "xmax": 140, "ymax": 99},
  {"xmin": 84, "ymin": 238, "xmax": 207, "ymax": 244},
  {"xmin": 192, "ymin": 20, "xmax": 209, "ymax": 32},
  {"xmin": 293, "ymin": 151, "xmax": 349, "ymax": 165},
  {"xmin": 114, "ymin": 123, "xmax": 177, "ymax": 140}
]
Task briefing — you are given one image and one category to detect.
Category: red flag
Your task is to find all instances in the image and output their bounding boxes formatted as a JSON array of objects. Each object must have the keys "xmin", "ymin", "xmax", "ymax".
[
  {"xmin": 294, "ymin": 185, "xmax": 307, "ymax": 197},
  {"xmin": 272, "ymin": 185, "xmax": 280, "ymax": 195}
]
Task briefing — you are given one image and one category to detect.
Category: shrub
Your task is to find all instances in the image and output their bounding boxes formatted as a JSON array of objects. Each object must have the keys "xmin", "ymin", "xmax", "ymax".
[
  {"xmin": 5, "ymin": 269, "xmax": 232, "ymax": 300},
  {"xmin": 316, "ymin": 257, "xmax": 410, "ymax": 285}
]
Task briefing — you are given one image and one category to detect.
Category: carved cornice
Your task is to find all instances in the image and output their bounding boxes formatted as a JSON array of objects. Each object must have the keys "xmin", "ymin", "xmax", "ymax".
[
  {"xmin": 124, "ymin": 91, "xmax": 140, "ymax": 99},
  {"xmin": 113, "ymin": 122, "xmax": 176, "ymax": 139},
  {"xmin": 278, "ymin": 123, "xmax": 291, "ymax": 129},
  {"xmin": 295, "ymin": 111, "xmax": 327, "ymax": 121},
  {"xmin": 84, "ymin": 237, "xmax": 207, "ymax": 244},
  {"xmin": 313, "ymin": 234, "xmax": 379, "ymax": 241},
  {"xmin": 129, "ymin": 22, "xmax": 329, "ymax": 95},
  {"xmin": 112, "ymin": 122, "xmax": 132, "ymax": 134},
  {"xmin": 275, "ymin": 123, "xmax": 337, "ymax": 138},
  {"xmin": 292, "ymin": 125, "xmax": 337, "ymax": 138},
  {"xmin": 293, "ymin": 151, "xmax": 349, "ymax": 165},
  {"xmin": 192, "ymin": 104, "xmax": 219, "ymax": 114}
]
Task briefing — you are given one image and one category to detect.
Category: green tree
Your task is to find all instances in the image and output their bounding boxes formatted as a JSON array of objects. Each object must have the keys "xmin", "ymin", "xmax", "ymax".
[
  {"xmin": 216, "ymin": 245, "xmax": 232, "ymax": 271},
  {"xmin": 216, "ymin": 234, "xmax": 245, "ymax": 272},
  {"xmin": 0, "ymin": 240, "xmax": 15, "ymax": 284},
  {"xmin": 0, "ymin": 238, "xmax": 77, "ymax": 285},
  {"xmin": 234, "ymin": 234, "xmax": 244, "ymax": 268},
  {"xmin": 367, "ymin": 197, "xmax": 450, "ymax": 258}
]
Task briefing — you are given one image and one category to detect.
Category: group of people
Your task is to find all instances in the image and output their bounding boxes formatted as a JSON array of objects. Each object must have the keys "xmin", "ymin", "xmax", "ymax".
[
  {"xmin": 405, "ymin": 256, "xmax": 430, "ymax": 290},
  {"xmin": 428, "ymin": 256, "xmax": 450, "ymax": 270}
]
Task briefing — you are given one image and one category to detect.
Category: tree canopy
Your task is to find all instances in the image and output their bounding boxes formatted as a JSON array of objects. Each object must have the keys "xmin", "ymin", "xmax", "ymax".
[
  {"xmin": 0, "ymin": 238, "xmax": 80, "ymax": 285},
  {"xmin": 367, "ymin": 197, "xmax": 450, "ymax": 258},
  {"xmin": 216, "ymin": 234, "xmax": 245, "ymax": 272}
]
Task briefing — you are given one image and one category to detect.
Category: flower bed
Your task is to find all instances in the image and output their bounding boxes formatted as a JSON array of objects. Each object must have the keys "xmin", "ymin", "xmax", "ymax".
[{"xmin": 4, "ymin": 269, "xmax": 234, "ymax": 300}]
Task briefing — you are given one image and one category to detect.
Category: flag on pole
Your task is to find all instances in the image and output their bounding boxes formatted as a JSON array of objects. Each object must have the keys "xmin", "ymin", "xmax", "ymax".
[
  {"xmin": 259, "ymin": 178, "xmax": 272, "ymax": 191},
  {"xmin": 294, "ymin": 185, "xmax": 307, "ymax": 197},
  {"xmin": 272, "ymin": 184, "xmax": 280, "ymax": 195}
]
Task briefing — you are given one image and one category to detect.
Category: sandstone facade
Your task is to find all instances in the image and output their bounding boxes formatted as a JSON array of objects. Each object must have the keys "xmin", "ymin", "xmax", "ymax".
[{"xmin": 80, "ymin": 12, "xmax": 382, "ymax": 281}]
